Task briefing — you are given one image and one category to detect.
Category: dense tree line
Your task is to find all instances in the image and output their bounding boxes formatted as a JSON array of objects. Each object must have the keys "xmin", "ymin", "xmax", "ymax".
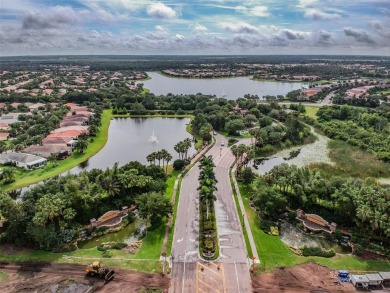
[
  {"xmin": 253, "ymin": 163, "xmax": 390, "ymax": 240},
  {"xmin": 0, "ymin": 161, "xmax": 171, "ymax": 251},
  {"xmin": 315, "ymin": 105, "xmax": 390, "ymax": 161}
]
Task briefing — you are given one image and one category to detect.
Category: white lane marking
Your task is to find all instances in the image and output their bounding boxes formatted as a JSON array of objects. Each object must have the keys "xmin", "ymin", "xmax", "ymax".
[
  {"xmin": 234, "ymin": 261, "xmax": 241, "ymax": 293},
  {"xmin": 189, "ymin": 238, "xmax": 195, "ymax": 242},
  {"xmin": 181, "ymin": 250, "xmax": 187, "ymax": 293},
  {"xmin": 177, "ymin": 238, "xmax": 183, "ymax": 243}
]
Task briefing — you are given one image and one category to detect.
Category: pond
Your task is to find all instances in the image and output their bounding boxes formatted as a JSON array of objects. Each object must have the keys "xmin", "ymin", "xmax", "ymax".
[
  {"xmin": 69, "ymin": 117, "xmax": 196, "ymax": 173},
  {"xmin": 280, "ymin": 221, "xmax": 352, "ymax": 254},
  {"xmin": 78, "ymin": 218, "xmax": 146, "ymax": 249},
  {"xmin": 251, "ymin": 128, "xmax": 333, "ymax": 175},
  {"xmin": 18, "ymin": 117, "xmax": 196, "ymax": 195},
  {"xmin": 142, "ymin": 72, "xmax": 306, "ymax": 100}
]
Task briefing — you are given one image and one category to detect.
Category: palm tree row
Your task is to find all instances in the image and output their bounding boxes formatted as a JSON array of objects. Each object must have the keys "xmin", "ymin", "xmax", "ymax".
[
  {"xmin": 146, "ymin": 149, "xmax": 173, "ymax": 173},
  {"xmin": 198, "ymin": 155, "xmax": 218, "ymax": 219},
  {"xmin": 231, "ymin": 144, "xmax": 255, "ymax": 174},
  {"xmin": 198, "ymin": 155, "xmax": 218, "ymax": 257},
  {"xmin": 174, "ymin": 138, "xmax": 192, "ymax": 160}
]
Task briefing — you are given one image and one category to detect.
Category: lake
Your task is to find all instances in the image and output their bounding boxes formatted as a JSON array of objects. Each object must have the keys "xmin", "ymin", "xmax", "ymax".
[
  {"xmin": 19, "ymin": 117, "xmax": 196, "ymax": 195},
  {"xmin": 69, "ymin": 117, "xmax": 196, "ymax": 173},
  {"xmin": 142, "ymin": 72, "xmax": 305, "ymax": 99}
]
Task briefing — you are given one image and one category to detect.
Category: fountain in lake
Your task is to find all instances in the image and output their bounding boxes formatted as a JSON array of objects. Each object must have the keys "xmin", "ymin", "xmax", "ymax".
[{"xmin": 148, "ymin": 130, "xmax": 159, "ymax": 144}]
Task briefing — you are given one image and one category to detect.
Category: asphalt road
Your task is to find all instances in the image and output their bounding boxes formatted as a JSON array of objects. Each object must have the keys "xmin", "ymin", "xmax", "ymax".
[
  {"xmin": 170, "ymin": 157, "xmax": 201, "ymax": 293},
  {"xmin": 209, "ymin": 135, "xmax": 252, "ymax": 293},
  {"xmin": 170, "ymin": 135, "xmax": 252, "ymax": 293}
]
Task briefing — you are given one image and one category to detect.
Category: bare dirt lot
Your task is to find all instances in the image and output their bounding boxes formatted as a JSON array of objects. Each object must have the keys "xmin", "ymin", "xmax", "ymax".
[
  {"xmin": 0, "ymin": 261, "xmax": 169, "ymax": 293},
  {"xmin": 252, "ymin": 262, "xmax": 358, "ymax": 293}
]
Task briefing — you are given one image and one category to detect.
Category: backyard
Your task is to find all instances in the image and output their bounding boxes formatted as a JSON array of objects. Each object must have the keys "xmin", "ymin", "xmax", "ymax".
[{"xmin": 1, "ymin": 109, "xmax": 111, "ymax": 191}]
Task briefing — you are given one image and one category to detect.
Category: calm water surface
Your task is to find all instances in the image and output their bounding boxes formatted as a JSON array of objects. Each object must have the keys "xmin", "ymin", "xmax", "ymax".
[
  {"xmin": 142, "ymin": 72, "xmax": 305, "ymax": 99},
  {"xmin": 69, "ymin": 117, "xmax": 196, "ymax": 173},
  {"xmin": 19, "ymin": 118, "xmax": 195, "ymax": 195}
]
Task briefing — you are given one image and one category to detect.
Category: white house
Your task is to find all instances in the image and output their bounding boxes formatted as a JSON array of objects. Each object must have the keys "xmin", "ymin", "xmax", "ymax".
[
  {"xmin": 350, "ymin": 275, "xmax": 369, "ymax": 288},
  {"xmin": 0, "ymin": 152, "xmax": 47, "ymax": 170},
  {"xmin": 366, "ymin": 273, "xmax": 383, "ymax": 286},
  {"xmin": 379, "ymin": 272, "xmax": 390, "ymax": 286}
]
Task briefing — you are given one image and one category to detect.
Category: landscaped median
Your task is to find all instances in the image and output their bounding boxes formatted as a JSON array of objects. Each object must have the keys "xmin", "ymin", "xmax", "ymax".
[
  {"xmin": 198, "ymin": 155, "xmax": 219, "ymax": 260},
  {"xmin": 2, "ymin": 109, "xmax": 111, "ymax": 191}
]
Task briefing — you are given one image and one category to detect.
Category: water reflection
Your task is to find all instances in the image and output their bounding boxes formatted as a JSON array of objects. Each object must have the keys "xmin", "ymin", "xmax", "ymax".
[{"xmin": 142, "ymin": 72, "xmax": 306, "ymax": 100}]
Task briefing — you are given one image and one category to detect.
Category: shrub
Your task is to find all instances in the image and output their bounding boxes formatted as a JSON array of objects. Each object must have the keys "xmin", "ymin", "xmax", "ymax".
[
  {"xmin": 353, "ymin": 244, "xmax": 364, "ymax": 256},
  {"xmin": 228, "ymin": 138, "xmax": 238, "ymax": 146},
  {"xmin": 368, "ymin": 243, "xmax": 384, "ymax": 253},
  {"xmin": 111, "ymin": 242, "xmax": 128, "ymax": 250},
  {"xmin": 302, "ymin": 246, "xmax": 335, "ymax": 258},
  {"xmin": 173, "ymin": 159, "xmax": 185, "ymax": 170},
  {"xmin": 96, "ymin": 226, "xmax": 108, "ymax": 233},
  {"xmin": 203, "ymin": 220, "xmax": 214, "ymax": 231},
  {"xmin": 204, "ymin": 239, "xmax": 214, "ymax": 251},
  {"xmin": 102, "ymin": 250, "xmax": 113, "ymax": 258},
  {"xmin": 287, "ymin": 211, "xmax": 296, "ymax": 223},
  {"xmin": 259, "ymin": 219, "xmax": 271, "ymax": 233}
]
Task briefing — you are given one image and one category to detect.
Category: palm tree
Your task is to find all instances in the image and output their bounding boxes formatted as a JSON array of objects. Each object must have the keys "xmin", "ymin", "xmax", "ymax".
[
  {"xmin": 183, "ymin": 138, "xmax": 192, "ymax": 159},
  {"xmin": 2, "ymin": 167, "xmax": 15, "ymax": 183},
  {"xmin": 163, "ymin": 150, "xmax": 173, "ymax": 173},
  {"xmin": 74, "ymin": 139, "xmax": 88, "ymax": 153},
  {"xmin": 146, "ymin": 153, "xmax": 154, "ymax": 165}
]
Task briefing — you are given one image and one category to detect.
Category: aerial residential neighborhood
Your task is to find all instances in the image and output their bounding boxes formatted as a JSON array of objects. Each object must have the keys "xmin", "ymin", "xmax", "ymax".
[{"xmin": 1, "ymin": 0, "xmax": 390, "ymax": 292}]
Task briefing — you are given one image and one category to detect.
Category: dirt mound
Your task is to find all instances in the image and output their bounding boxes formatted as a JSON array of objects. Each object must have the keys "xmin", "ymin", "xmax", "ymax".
[
  {"xmin": 0, "ymin": 261, "xmax": 169, "ymax": 293},
  {"xmin": 252, "ymin": 262, "xmax": 357, "ymax": 293}
]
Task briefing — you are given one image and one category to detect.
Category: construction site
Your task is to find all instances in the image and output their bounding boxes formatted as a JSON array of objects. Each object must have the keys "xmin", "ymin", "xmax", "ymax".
[{"xmin": 0, "ymin": 262, "xmax": 169, "ymax": 293}]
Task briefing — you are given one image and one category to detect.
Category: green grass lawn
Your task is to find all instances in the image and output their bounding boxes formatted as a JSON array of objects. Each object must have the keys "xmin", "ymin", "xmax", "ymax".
[
  {"xmin": 304, "ymin": 106, "xmax": 320, "ymax": 120},
  {"xmin": 2, "ymin": 109, "xmax": 112, "ymax": 191},
  {"xmin": 238, "ymin": 183, "xmax": 390, "ymax": 273},
  {"xmin": 311, "ymin": 140, "xmax": 390, "ymax": 179}
]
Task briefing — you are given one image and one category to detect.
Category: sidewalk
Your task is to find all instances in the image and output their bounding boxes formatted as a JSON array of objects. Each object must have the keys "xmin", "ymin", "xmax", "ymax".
[{"xmin": 231, "ymin": 164, "xmax": 260, "ymax": 264}]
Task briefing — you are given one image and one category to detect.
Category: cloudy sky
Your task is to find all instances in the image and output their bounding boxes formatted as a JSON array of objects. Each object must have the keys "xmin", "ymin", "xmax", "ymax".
[{"xmin": 1, "ymin": 0, "xmax": 389, "ymax": 56}]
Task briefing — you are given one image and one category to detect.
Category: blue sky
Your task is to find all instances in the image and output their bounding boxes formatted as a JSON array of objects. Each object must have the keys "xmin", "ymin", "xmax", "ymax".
[{"xmin": 1, "ymin": 0, "xmax": 389, "ymax": 55}]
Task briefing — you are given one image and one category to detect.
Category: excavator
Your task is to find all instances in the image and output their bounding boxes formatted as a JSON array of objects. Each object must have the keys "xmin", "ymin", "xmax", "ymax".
[{"xmin": 86, "ymin": 261, "xmax": 115, "ymax": 283}]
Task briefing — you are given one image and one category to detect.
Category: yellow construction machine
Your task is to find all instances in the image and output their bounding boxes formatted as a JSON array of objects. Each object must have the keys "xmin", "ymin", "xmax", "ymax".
[{"xmin": 86, "ymin": 261, "xmax": 115, "ymax": 282}]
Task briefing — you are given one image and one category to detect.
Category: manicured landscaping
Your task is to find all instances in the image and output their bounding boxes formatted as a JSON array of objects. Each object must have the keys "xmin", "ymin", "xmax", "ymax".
[
  {"xmin": 238, "ymin": 182, "xmax": 390, "ymax": 273},
  {"xmin": 198, "ymin": 156, "xmax": 219, "ymax": 260},
  {"xmin": 2, "ymin": 109, "xmax": 111, "ymax": 191}
]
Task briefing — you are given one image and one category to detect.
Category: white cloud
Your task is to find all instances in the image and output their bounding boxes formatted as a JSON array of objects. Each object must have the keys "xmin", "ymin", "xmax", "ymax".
[
  {"xmin": 251, "ymin": 6, "xmax": 269, "ymax": 17},
  {"xmin": 193, "ymin": 24, "xmax": 208, "ymax": 32},
  {"xmin": 304, "ymin": 9, "xmax": 341, "ymax": 20},
  {"xmin": 220, "ymin": 22, "xmax": 259, "ymax": 34},
  {"xmin": 298, "ymin": 0, "xmax": 318, "ymax": 8},
  {"xmin": 175, "ymin": 34, "xmax": 184, "ymax": 41},
  {"xmin": 146, "ymin": 2, "xmax": 176, "ymax": 19}
]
